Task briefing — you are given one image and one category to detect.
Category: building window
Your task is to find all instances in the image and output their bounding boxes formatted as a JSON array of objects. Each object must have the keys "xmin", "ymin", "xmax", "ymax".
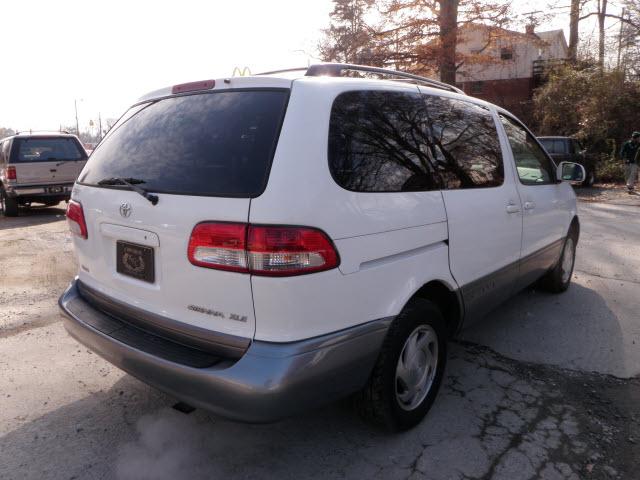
[
  {"xmin": 470, "ymin": 81, "xmax": 484, "ymax": 95},
  {"xmin": 500, "ymin": 47, "xmax": 513, "ymax": 60}
]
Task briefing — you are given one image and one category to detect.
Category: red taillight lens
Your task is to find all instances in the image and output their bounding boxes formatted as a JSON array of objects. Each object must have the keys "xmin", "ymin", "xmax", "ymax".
[
  {"xmin": 66, "ymin": 200, "xmax": 88, "ymax": 239},
  {"xmin": 247, "ymin": 225, "xmax": 339, "ymax": 276},
  {"xmin": 187, "ymin": 222, "xmax": 249, "ymax": 273},
  {"xmin": 187, "ymin": 223, "xmax": 339, "ymax": 276},
  {"xmin": 6, "ymin": 166, "xmax": 16, "ymax": 180}
]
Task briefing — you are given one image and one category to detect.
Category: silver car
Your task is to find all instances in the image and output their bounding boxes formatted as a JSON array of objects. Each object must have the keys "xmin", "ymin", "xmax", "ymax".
[{"xmin": 0, "ymin": 132, "xmax": 88, "ymax": 216}]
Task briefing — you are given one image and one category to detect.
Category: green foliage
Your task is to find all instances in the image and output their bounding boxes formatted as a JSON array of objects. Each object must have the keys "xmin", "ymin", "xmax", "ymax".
[{"xmin": 534, "ymin": 66, "xmax": 640, "ymax": 153}]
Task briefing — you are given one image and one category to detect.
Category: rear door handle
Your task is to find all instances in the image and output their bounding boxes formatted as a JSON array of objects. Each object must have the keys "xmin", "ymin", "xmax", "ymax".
[
  {"xmin": 524, "ymin": 201, "xmax": 536, "ymax": 210},
  {"xmin": 506, "ymin": 203, "xmax": 520, "ymax": 214}
]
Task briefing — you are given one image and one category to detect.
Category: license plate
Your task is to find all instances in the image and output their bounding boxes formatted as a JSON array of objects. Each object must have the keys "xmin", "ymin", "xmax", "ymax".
[
  {"xmin": 48, "ymin": 186, "xmax": 64, "ymax": 193},
  {"xmin": 116, "ymin": 241, "xmax": 155, "ymax": 283}
]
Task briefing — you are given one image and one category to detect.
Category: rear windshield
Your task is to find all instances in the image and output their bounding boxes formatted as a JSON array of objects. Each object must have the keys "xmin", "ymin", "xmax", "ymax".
[
  {"xmin": 538, "ymin": 138, "xmax": 567, "ymax": 154},
  {"xmin": 79, "ymin": 89, "xmax": 289, "ymax": 197},
  {"xmin": 11, "ymin": 137, "xmax": 86, "ymax": 163}
]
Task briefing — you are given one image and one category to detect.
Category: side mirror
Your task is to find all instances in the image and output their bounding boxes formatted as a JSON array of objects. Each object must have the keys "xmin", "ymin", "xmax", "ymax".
[{"xmin": 557, "ymin": 161, "xmax": 586, "ymax": 184}]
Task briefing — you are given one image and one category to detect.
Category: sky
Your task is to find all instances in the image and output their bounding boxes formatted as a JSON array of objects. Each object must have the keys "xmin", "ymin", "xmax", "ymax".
[
  {"xmin": 0, "ymin": 0, "xmax": 605, "ymax": 133},
  {"xmin": 0, "ymin": 0, "xmax": 333, "ymax": 131}
]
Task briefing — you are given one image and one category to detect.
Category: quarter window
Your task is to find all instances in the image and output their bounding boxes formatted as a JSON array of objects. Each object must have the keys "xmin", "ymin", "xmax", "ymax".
[
  {"xmin": 500, "ymin": 115, "xmax": 556, "ymax": 185},
  {"xmin": 328, "ymin": 90, "xmax": 440, "ymax": 192},
  {"xmin": 328, "ymin": 90, "xmax": 504, "ymax": 192}
]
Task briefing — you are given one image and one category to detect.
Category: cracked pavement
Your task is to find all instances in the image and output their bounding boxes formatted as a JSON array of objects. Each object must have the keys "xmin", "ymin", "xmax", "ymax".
[{"xmin": 1, "ymin": 201, "xmax": 639, "ymax": 480}]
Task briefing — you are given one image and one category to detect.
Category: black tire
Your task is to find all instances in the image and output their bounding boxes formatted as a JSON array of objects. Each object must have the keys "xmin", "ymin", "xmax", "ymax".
[
  {"xmin": 581, "ymin": 169, "xmax": 595, "ymax": 187},
  {"xmin": 355, "ymin": 298, "xmax": 447, "ymax": 432},
  {"xmin": 539, "ymin": 228, "xmax": 578, "ymax": 293},
  {"xmin": 0, "ymin": 188, "xmax": 18, "ymax": 217}
]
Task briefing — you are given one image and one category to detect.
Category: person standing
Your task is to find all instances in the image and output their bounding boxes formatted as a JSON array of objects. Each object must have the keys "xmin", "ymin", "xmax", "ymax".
[{"xmin": 620, "ymin": 132, "xmax": 640, "ymax": 192}]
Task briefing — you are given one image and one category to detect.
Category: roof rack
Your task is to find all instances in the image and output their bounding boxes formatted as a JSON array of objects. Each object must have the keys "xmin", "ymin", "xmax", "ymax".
[
  {"xmin": 256, "ymin": 63, "xmax": 464, "ymax": 95},
  {"xmin": 15, "ymin": 129, "xmax": 72, "ymax": 135}
]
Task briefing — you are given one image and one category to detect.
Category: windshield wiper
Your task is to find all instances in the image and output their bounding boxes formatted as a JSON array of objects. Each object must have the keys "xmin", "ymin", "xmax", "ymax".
[{"xmin": 97, "ymin": 177, "xmax": 159, "ymax": 206}]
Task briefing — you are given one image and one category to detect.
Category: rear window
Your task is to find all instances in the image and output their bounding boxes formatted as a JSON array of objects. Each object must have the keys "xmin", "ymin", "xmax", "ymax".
[
  {"xmin": 538, "ymin": 139, "xmax": 567, "ymax": 154},
  {"xmin": 79, "ymin": 89, "xmax": 289, "ymax": 197},
  {"xmin": 11, "ymin": 137, "xmax": 85, "ymax": 163}
]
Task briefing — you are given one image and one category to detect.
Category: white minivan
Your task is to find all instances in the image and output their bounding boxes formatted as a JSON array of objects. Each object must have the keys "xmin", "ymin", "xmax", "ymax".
[{"xmin": 59, "ymin": 64, "xmax": 584, "ymax": 430}]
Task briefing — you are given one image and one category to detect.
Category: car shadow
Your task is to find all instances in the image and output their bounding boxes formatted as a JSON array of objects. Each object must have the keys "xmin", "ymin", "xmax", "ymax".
[
  {"xmin": 460, "ymin": 282, "xmax": 628, "ymax": 376},
  {"xmin": 0, "ymin": 205, "xmax": 67, "ymax": 231}
]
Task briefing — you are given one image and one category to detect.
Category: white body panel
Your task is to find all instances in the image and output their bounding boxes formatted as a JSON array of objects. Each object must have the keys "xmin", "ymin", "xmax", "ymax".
[{"xmin": 249, "ymin": 78, "xmax": 453, "ymax": 341}]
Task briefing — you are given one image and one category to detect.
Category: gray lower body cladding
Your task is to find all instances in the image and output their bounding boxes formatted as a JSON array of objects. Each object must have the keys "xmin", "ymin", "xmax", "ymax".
[{"xmin": 58, "ymin": 279, "xmax": 391, "ymax": 422}]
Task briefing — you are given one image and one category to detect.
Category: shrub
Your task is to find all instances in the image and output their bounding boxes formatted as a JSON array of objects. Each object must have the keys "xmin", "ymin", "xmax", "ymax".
[{"xmin": 596, "ymin": 155, "xmax": 626, "ymax": 183}]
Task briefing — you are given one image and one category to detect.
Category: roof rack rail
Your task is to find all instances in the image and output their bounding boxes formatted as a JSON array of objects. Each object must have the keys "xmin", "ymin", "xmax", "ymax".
[
  {"xmin": 305, "ymin": 63, "xmax": 465, "ymax": 95},
  {"xmin": 256, "ymin": 63, "xmax": 464, "ymax": 95},
  {"xmin": 15, "ymin": 129, "xmax": 72, "ymax": 135}
]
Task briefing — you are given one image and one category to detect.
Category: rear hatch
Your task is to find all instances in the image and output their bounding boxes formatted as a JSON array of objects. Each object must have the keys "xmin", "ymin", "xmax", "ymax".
[
  {"xmin": 10, "ymin": 136, "xmax": 87, "ymax": 185},
  {"xmin": 70, "ymin": 83, "xmax": 290, "ymax": 344}
]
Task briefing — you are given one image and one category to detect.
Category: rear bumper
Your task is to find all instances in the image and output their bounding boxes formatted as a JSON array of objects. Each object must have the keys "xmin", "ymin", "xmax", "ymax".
[
  {"xmin": 6, "ymin": 183, "xmax": 73, "ymax": 202},
  {"xmin": 58, "ymin": 279, "xmax": 391, "ymax": 422}
]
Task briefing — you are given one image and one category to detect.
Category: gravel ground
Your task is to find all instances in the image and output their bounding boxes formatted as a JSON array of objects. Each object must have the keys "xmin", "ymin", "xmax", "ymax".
[{"xmin": 0, "ymin": 200, "xmax": 638, "ymax": 480}]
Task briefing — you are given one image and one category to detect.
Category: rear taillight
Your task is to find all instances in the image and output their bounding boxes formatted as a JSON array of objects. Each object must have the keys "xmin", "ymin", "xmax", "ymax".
[
  {"xmin": 187, "ymin": 223, "xmax": 339, "ymax": 276},
  {"xmin": 6, "ymin": 166, "xmax": 16, "ymax": 180},
  {"xmin": 66, "ymin": 200, "xmax": 88, "ymax": 239},
  {"xmin": 188, "ymin": 223, "xmax": 248, "ymax": 273}
]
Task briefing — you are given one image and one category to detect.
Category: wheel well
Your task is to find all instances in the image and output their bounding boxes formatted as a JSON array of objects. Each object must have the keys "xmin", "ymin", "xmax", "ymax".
[
  {"xmin": 569, "ymin": 216, "xmax": 580, "ymax": 240},
  {"xmin": 410, "ymin": 281, "xmax": 462, "ymax": 338}
]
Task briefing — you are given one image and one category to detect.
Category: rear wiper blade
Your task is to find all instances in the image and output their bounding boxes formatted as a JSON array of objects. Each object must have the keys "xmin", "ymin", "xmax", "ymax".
[{"xmin": 97, "ymin": 177, "xmax": 159, "ymax": 206}]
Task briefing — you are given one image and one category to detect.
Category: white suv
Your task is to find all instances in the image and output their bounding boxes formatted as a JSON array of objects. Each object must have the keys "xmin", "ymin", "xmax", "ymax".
[
  {"xmin": 59, "ymin": 64, "xmax": 585, "ymax": 431},
  {"xmin": 0, "ymin": 132, "xmax": 88, "ymax": 216}
]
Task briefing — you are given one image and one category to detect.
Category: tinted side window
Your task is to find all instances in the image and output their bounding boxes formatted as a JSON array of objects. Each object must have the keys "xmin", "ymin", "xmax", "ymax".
[
  {"xmin": 422, "ymin": 96, "xmax": 503, "ymax": 189},
  {"xmin": 500, "ymin": 115, "xmax": 556, "ymax": 185},
  {"xmin": 328, "ymin": 90, "xmax": 440, "ymax": 192}
]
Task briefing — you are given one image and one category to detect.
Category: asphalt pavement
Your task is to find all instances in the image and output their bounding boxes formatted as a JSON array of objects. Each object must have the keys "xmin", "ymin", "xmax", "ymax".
[{"xmin": 0, "ymin": 199, "xmax": 638, "ymax": 480}]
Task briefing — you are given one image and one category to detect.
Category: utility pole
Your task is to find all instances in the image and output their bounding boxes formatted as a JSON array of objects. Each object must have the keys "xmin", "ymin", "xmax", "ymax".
[
  {"xmin": 74, "ymin": 99, "xmax": 80, "ymax": 137},
  {"xmin": 98, "ymin": 113, "xmax": 103, "ymax": 141}
]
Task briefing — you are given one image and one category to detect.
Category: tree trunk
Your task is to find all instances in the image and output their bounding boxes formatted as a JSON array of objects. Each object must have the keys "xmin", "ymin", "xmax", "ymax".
[
  {"xmin": 439, "ymin": 0, "xmax": 459, "ymax": 85},
  {"xmin": 598, "ymin": 0, "xmax": 608, "ymax": 68},
  {"xmin": 568, "ymin": 0, "xmax": 580, "ymax": 61}
]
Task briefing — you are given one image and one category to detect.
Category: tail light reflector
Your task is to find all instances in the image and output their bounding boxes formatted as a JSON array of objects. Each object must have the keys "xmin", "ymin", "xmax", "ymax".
[
  {"xmin": 6, "ymin": 166, "xmax": 16, "ymax": 180},
  {"xmin": 187, "ymin": 223, "xmax": 339, "ymax": 276},
  {"xmin": 66, "ymin": 200, "xmax": 88, "ymax": 239}
]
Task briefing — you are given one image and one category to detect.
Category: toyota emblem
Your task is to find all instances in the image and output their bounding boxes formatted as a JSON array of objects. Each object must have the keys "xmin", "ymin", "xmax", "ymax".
[{"xmin": 119, "ymin": 202, "xmax": 132, "ymax": 218}]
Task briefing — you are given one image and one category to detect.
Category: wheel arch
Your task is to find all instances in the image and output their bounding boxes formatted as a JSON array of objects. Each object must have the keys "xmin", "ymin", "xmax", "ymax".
[{"xmin": 405, "ymin": 280, "xmax": 463, "ymax": 339}]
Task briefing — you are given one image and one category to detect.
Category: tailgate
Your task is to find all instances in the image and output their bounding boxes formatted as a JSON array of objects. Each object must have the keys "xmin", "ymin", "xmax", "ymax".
[
  {"xmin": 68, "ymin": 86, "xmax": 290, "ymax": 343},
  {"xmin": 71, "ymin": 185, "xmax": 255, "ymax": 340},
  {"xmin": 13, "ymin": 160, "xmax": 86, "ymax": 185}
]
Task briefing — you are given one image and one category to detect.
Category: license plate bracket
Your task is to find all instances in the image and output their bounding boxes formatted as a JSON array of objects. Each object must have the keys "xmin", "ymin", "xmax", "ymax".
[{"xmin": 116, "ymin": 241, "xmax": 155, "ymax": 283}]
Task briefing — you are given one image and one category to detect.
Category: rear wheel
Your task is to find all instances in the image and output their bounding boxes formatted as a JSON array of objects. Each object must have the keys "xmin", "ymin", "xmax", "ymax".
[
  {"xmin": 355, "ymin": 298, "xmax": 447, "ymax": 431},
  {"xmin": 539, "ymin": 229, "xmax": 577, "ymax": 293},
  {"xmin": 581, "ymin": 169, "xmax": 595, "ymax": 187},
  {"xmin": 0, "ymin": 188, "xmax": 18, "ymax": 217}
]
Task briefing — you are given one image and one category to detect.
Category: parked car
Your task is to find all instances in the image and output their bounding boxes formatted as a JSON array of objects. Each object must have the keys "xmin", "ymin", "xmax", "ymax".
[
  {"xmin": 538, "ymin": 136, "xmax": 596, "ymax": 186},
  {"xmin": 59, "ymin": 64, "xmax": 585, "ymax": 431},
  {"xmin": 0, "ymin": 132, "xmax": 88, "ymax": 216}
]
